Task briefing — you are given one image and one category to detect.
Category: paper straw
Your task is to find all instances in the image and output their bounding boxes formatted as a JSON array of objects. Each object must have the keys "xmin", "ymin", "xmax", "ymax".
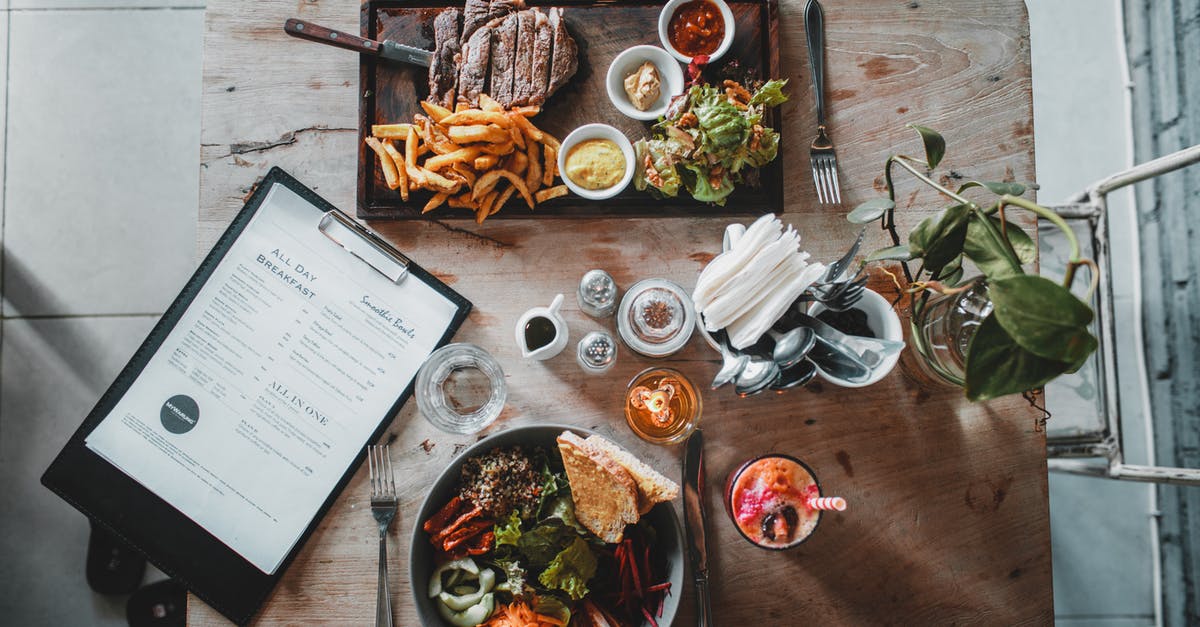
[{"xmin": 807, "ymin": 496, "xmax": 847, "ymax": 511}]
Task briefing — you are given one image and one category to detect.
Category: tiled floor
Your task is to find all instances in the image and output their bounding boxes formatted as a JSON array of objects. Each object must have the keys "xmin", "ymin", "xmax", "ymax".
[{"xmin": 0, "ymin": 1, "xmax": 1167, "ymax": 626}]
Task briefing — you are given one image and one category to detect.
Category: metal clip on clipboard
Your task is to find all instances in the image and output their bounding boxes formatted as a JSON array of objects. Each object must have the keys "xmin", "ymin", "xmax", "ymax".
[{"xmin": 317, "ymin": 210, "xmax": 410, "ymax": 284}]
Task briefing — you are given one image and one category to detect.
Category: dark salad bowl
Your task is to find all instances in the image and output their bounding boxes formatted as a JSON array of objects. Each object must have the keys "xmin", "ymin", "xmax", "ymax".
[{"xmin": 409, "ymin": 424, "xmax": 685, "ymax": 626}]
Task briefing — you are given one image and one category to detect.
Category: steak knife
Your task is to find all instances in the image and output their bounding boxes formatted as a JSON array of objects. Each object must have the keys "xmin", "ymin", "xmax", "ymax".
[
  {"xmin": 683, "ymin": 430, "xmax": 715, "ymax": 627},
  {"xmin": 284, "ymin": 19, "xmax": 433, "ymax": 68}
]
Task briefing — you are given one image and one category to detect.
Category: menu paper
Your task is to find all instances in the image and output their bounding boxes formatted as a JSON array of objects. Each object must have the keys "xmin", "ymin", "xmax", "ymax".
[{"xmin": 85, "ymin": 183, "xmax": 459, "ymax": 574}]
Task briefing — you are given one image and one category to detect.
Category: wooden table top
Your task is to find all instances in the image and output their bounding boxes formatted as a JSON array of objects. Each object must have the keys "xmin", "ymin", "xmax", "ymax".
[{"xmin": 191, "ymin": 0, "xmax": 1051, "ymax": 624}]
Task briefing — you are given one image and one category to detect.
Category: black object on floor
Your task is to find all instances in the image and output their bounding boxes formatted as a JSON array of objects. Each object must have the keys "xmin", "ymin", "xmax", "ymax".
[
  {"xmin": 127, "ymin": 579, "xmax": 186, "ymax": 627},
  {"xmin": 86, "ymin": 519, "xmax": 146, "ymax": 595}
]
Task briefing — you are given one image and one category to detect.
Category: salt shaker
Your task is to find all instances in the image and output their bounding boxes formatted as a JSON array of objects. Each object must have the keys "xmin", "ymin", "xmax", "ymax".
[
  {"xmin": 576, "ymin": 331, "xmax": 617, "ymax": 374},
  {"xmin": 577, "ymin": 269, "xmax": 618, "ymax": 318}
]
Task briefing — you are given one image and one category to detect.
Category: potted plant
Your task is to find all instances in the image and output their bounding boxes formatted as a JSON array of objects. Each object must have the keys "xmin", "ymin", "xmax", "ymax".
[{"xmin": 847, "ymin": 125, "xmax": 1099, "ymax": 401}]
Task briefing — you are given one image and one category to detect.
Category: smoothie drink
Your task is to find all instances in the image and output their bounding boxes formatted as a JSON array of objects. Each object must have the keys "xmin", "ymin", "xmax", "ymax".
[{"xmin": 725, "ymin": 454, "xmax": 824, "ymax": 549}]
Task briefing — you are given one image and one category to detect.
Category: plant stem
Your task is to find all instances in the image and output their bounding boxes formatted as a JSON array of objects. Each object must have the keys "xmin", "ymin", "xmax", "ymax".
[
  {"xmin": 997, "ymin": 194, "xmax": 1083, "ymax": 289},
  {"xmin": 890, "ymin": 156, "xmax": 975, "ymax": 208},
  {"xmin": 883, "ymin": 156, "xmax": 914, "ymax": 283}
]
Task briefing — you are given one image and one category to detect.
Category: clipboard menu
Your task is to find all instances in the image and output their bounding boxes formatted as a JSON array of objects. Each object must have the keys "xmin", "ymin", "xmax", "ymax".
[{"xmin": 42, "ymin": 168, "xmax": 471, "ymax": 624}]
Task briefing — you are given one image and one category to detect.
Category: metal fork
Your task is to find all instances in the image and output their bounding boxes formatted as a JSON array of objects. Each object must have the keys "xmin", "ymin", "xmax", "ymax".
[
  {"xmin": 368, "ymin": 444, "xmax": 397, "ymax": 627},
  {"xmin": 805, "ymin": 0, "xmax": 841, "ymax": 204}
]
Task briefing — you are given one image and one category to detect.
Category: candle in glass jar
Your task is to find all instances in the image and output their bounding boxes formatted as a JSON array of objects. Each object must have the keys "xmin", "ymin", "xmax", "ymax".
[{"xmin": 624, "ymin": 367, "xmax": 701, "ymax": 445}]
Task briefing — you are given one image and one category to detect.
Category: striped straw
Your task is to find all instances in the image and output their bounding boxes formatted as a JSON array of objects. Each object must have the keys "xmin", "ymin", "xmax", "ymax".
[{"xmin": 807, "ymin": 496, "xmax": 847, "ymax": 511}]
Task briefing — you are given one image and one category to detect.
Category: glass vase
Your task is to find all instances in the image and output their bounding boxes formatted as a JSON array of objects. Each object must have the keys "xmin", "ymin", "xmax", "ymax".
[{"xmin": 910, "ymin": 277, "xmax": 993, "ymax": 387}]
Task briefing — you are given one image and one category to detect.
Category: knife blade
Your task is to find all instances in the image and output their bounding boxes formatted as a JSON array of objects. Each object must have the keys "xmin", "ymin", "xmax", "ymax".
[
  {"xmin": 284, "ymin": 19, "xmax": 433, "ymax": 68},
  {"xmin": 683, "ymin": 430, "xmax": 715, "ymax": 627}
]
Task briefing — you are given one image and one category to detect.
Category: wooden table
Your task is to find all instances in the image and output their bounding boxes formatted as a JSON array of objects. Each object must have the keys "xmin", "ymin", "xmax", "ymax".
[{"xmin": 192, "ymin": 0, "xmax": 1051, "ymax": 624}]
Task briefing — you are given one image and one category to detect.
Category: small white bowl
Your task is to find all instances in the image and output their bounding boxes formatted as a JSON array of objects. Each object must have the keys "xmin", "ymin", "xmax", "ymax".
[
  {"xmin": 807, "ymin": 288, "xmax": 904, "ymax": 388},
  {"xmin": 606, "ymin": 45, "xmax": 686, "ymax": 121},
  {"xmin": 658, "ymin": 0, "xmax": 736, "ymax": 65},
  {"xmin": 556, "ymin": 123, "xmax": 636, "ymax": 201}
]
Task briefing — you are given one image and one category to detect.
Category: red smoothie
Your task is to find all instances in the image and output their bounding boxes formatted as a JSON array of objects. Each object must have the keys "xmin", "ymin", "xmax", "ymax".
[{"xmin": 725, "ymin": 455, "xmax": 822, "ymax": 549}]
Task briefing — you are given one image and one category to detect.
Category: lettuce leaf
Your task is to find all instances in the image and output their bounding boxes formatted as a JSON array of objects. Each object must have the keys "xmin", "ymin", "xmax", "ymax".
[
  {"xmin": 495, "ymin": 510, "xmax": 523, "ymax": 548},
  {"xmin": 750, "ymin": 78, "xmax": 789, "ymax": 107},
  {"xmin": 533, "ymin": 595, "xmax": 571, "ymax": 625},
  {"xmin": 692, "ymin": 85, "xmax": 748, "ymax": 151},
  {"xmin": 542, "ymin": 495, "xmax": 586, "ymax": 535},
  {"xmin": 537, "ymin": 536, "xmax": 598, "ymax": 601},
  {"xmin": 516, "ymin": 521, "xmax": 576, "ymax": 570}
]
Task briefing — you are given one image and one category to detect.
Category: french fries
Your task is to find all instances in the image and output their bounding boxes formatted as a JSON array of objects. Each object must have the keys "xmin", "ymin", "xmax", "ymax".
[{"xmin": 367, "ymin": 99, "xmax": 568, "ymax": 221}]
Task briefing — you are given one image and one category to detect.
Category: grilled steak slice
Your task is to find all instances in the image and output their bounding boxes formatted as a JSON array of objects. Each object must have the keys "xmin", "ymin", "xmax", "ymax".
[
  {"xmin": 529, "ymin": 8, "xmax": 553, "ymax": 105},
  {"xmin": 547, "ymin": 7, "xmax": 578, "ymax": 98},
  {"xmin": 461, "ymin": 0, "xmax": 492, "ymax": 43},
  {"xmin": 511, "ymin": 11, "xmax": 537, "ymax": 106},
  {"xmin": 488, "ymin": 13, "xmax": 520, "ymax": 107},
  {"xmin": 429, "ymin": 9, "xmax": 462, "ymax": 107},
  {"xmin": 457, "ymin": 25, "xmax": 492, "ymax": 105},
  {"xmin": 488, "ymin": 0, "xmax": 524, "ymax": 21}
]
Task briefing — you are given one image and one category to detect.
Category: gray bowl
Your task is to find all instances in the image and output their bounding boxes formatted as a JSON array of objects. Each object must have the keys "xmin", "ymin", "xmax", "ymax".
[{"xmin": 409, "ymin": 423, "xmax": 685, "ymax": 626}]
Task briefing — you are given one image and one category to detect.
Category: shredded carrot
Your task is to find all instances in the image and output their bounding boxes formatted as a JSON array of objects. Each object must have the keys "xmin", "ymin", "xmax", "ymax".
[{"xmin": 482, "ymin": 600, "xmax": 566, "ymax": 627}]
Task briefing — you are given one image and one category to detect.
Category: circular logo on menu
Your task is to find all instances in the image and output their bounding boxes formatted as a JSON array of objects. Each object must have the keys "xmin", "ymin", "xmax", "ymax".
[{"xmin": 160, "ymin": 394, "xmax": 199, "ymax": 434}]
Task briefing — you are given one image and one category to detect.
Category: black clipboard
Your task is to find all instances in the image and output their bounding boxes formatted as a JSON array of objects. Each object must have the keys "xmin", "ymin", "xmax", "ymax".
[{"xmin": 41, "ymin": 167, "xmax": 471, "ymax": 625}]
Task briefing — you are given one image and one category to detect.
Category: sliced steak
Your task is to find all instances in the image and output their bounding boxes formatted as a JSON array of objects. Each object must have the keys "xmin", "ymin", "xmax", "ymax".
[
  {"xmin": 529, "ymin": 8, "xmax": 553, "ymax": 105},
  {"xmin": 457, "ymin": 25, "xmax": 492, "ymax": 106},
  {"xmin": 488, "ymin": 0, "xmax": 524, "ymax": 21},
  {"xmin": 488, "ymin": 13, "xmax": 520, "ymax": 107},
  {"xmin": 461, "ymin": 0, "xmax": 492, "ymax": 44},
  {"xmin": 511, "ymin": 11, "xmax": 537, "ymax": 106},
  {"xmin": 546, "ymin": 7, "xmax": 578, "ymax": 98},
  {"xmin": 429, "ymin": 9, "xmax": 462, "ymax": 107}
]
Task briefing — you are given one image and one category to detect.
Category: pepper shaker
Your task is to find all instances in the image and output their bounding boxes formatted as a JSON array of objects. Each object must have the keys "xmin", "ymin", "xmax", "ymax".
[
  {"xmin": 576, "ymin": 331, "xmax": 618, "ymax": 374},
  {"xmin": 577, "ymin": 269, "xmax": 618, "ymax": 318}
]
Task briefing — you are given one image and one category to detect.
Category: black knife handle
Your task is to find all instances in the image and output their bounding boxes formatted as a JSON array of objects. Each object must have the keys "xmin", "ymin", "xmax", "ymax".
[
  {"xmin": 695, "ymin": 577, "xmax": 715, "ymax": 627},
  {"xmin": 803, "ymin": 0, "xmax": 827, "ymax": 127},
  {"xmin": 284, "ymin": 18, "xmax": 382, "ymax": 57}
]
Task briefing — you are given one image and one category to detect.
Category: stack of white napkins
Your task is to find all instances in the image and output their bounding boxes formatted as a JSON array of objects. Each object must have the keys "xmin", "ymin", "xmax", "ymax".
[{"xmin": 694, "ymin": 214, "xmax": 826, "ymax": 349}]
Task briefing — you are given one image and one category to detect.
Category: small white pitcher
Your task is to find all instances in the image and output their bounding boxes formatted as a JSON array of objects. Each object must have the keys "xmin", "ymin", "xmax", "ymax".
[{"xmin": 515, "ymin": 294, "xmax": 569, "ymax": 360}]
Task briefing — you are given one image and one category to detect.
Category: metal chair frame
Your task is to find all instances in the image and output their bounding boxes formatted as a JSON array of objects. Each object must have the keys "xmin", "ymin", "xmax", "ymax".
[{"xmin": 1045, "ymin": 144, "xmax": 1200, "ymax": 486}]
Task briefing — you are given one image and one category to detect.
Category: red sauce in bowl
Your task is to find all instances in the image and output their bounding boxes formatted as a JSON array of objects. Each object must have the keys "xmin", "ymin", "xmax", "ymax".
[{"xmin": 667, "ymin": 0, "xmax": 725, "ymax": 57}]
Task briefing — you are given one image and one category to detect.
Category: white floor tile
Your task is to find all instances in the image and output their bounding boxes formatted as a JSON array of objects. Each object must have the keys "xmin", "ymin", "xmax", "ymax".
[
  {"xmin": 3, "ymin": 8, "xmax": 202, "ymax": 317},
  {"xmin": 0, "ymin": 315, "xmax": 158, "ymax": 624}
]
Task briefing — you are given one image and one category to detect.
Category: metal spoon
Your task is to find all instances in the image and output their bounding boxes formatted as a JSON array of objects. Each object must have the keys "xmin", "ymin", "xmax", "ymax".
[
  {"xmin": 769, "ymin": 326, "xmax": 816, "ymax": 369},
  {"xmin": 806, "ymin": 335, "xmax": 872, "ymax": 384},
  {"xmin": 770, "ymin": 359, "xmax": 818, "ymax": 391},
  {"xmin": 734, "ymin": 356, "xmax": 781, "ymax": 397},
  {"xmin": 712, "ymin": 332, "xmax": 751, "ymax": 389},
  {"xmin": 794, "ymin": 312, "xmax": 904, "ymax": 369}
]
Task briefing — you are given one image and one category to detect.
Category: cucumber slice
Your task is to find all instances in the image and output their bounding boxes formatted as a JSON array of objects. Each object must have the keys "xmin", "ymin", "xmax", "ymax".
[
  {"xmin": 436, "ymin": 592, "xmax": 496, "ymax": 627},
  {"xmin": 427, "ymin": 558, "xmax": 480, "ymax": 598},
  {"xmin": 439, "ymin": 569, "xmax": 496, "ymax": 611}
]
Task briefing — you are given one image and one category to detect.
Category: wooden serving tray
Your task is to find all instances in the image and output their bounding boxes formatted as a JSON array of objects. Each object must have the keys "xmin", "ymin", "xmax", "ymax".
[{"xmin": 357, "ymin": 0, "xmax": 782, "ymax": 219}]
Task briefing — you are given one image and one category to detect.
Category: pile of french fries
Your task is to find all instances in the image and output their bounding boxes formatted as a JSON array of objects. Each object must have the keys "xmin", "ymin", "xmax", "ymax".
[{"xmin": 365, "ymin": 94, "xmax": 569, "ymax": 223}]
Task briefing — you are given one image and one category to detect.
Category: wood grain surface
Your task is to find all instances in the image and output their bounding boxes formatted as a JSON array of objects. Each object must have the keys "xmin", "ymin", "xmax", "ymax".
[
  {"xmin": 357, "ymin": 0, "xmax": 783, "ymax": 219},
  {"xmin": 193, "ymin": 0, "xmax": 1049, "ymax": 625}
]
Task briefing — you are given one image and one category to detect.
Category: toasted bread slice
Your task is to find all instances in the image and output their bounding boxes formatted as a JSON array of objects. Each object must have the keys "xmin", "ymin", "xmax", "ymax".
[
  {"xmin": 557, "ymin": 432, "xmax": 639, "ymax": 543},
  {"xmin": 583, "ymin": 435, "xmax": 681, "ymax": 514}
]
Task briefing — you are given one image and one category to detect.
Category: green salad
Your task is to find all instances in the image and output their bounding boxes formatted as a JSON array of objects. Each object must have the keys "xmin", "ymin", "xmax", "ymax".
[{"xmin": 634, "ymin": 78, "xmax": 788, "ymax": 205}]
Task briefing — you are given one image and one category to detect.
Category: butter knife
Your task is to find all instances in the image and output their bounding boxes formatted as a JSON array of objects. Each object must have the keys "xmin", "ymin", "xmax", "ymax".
[
  {"xmin": 683, "ymin": 430, "xmax": 714, "ymax": 627},
  {"xmin": 283, "ymin": 19, "xmax": 433, "ymax": 68}
]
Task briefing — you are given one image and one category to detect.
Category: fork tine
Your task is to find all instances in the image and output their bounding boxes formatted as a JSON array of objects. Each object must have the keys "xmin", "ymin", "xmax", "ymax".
[
  {"xmin": 829, "ymin": 160, "xmax": 842, "ymax": 203},
  {"xmin": 367, "ymin": 446, "xmax": 376, "ymax": 496},
  {"xmin": 817, "ymin": 161, "xmax": 833, "ymax": 204},
  {"xmin": 810, "ymin": 161, "xmax": 826, "ymax": 203},
  {"xmin": 385, "ymin": 444, "xmax": 396, "ymax": 497}
]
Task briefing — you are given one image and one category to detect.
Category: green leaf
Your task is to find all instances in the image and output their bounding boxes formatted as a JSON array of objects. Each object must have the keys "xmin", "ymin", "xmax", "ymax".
[
  {"xmin": 965, "ymin": 314, "xmax": 1072, "ymax": 401},
  {"xmin": 988, "ymin": 275, "xmax": 1099, "ymax": 364},
  {"xmin": 963, "ymin": 215, "xmax": 1035, "ymax": 280},
  {"xmin": 538, "ymin": 536, "xmax": 598, "ymax": 601},
  {"xmin": 495, "ymin": 511, "xmax": 523, "ymax": 547},
  {"xmin": 908, "ymin": 204, "xmax": 970, "ymax": 275},
  {"xmin": 866, "ymin": 245, "xmax": 913, "ymax": 262},
  {"xmin": 847, "ymin": 198, "xmax": 895, "ymax": 224},
  {"xmin": 938, "ymin": 255, "xmax": 964, "ymax": 286},
  {"xmin": 957, "ymin": 181, "xmax": 1028, "ymax": 197},
  {"xmin": 909, "ymin": 124, "xmax": 946, "ymax": 169}
]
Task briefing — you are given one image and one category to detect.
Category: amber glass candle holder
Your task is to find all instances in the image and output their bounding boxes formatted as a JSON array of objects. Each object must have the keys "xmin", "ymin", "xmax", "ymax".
[{"xmin": 624, "ymin": 367, "xmax": 701, "ymax": 445}]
